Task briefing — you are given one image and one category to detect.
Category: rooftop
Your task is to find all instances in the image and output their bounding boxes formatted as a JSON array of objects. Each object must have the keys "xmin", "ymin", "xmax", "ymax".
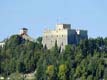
[{"xmin": 21, "ymin": 28, "xmax": 28, "ymax": 30}]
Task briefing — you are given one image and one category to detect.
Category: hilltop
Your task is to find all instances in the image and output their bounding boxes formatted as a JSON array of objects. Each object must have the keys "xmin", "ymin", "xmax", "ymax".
[
  {"xmin": 0, "ymin": 35, "xmax": 42, "ymax": 79},
  {"xmin": 0, "ymin": 35, "xmax": 107, "ymax": 80}
]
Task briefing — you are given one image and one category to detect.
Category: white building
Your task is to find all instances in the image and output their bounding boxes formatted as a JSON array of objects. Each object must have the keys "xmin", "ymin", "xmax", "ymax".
[{"xmin": 0, "ymin": 42, "xmax": 5, "ymax": 48}]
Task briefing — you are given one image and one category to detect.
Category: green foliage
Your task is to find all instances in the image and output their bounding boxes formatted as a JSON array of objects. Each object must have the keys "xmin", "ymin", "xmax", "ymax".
[
  {"xmin": 0, "ymin": 35, "xmax": 107, "ymax": 80},
  {"xmin": 58, "ymin": 64, "xmax": 67, "ymax": 80},
  {"xmin": 0, "ymin": 35, "xmax": 43, "ymax": 77},
  {"xmin": 46, "ymin": 65, "xmax": 55, "ymax": 80}
]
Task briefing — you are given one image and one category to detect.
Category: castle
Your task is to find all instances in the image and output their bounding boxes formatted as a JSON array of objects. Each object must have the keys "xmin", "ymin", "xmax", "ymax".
[
  {"xmin": 0, "ymin": 24, "xmax": 88, "ymax": 50},
  {"xmin": 42, "ymin": 24, "xmax": 88, "ymax": 50},
  {"xmin": 19, "ymin": 28, "xmax": 34, "ymax": 42}
]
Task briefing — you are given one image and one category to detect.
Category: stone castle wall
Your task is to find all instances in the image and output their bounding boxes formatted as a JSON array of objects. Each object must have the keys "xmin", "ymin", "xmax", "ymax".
[{"xmin": 42, "ymin": 24, "xmax": 88, "ymax": 50}]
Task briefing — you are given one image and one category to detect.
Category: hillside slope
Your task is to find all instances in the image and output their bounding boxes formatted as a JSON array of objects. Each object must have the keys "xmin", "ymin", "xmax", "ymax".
[{"xmin": 0, "ymin": 35, "xmax": 107, "ymax": 80}]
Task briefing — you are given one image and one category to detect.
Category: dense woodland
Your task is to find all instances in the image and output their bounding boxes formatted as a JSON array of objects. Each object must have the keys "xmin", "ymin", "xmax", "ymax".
[{"xmin": 0, "ymin": 35, "xmax": 107, "ymax": 80}]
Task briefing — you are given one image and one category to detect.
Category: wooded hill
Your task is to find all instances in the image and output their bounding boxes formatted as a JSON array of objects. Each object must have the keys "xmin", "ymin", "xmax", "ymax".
[{"xmin": 0, "ymin": 35, "xmax": 107, "ymax": 80}]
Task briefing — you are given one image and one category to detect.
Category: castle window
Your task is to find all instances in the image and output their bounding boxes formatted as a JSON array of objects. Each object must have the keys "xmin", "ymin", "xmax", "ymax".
[
  {"xmin": 62, "ymin": 42, "xmax": 63, "ymax": 46},
  {"xmin": 62, "ymin": 35, "xmax": 63, "ymax": 37},
  {"xmin": 51, "ymin": 40, "xmax": 52, "ymax": 43},
  {"xmin": 46, "ymin": 36, "xmax": 48, "ymax": 39}
]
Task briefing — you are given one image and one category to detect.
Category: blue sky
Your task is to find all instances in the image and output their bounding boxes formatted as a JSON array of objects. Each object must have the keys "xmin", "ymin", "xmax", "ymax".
[{"xmin": 0, "ymin": 0, "xmax": 107, "ymax": 41}]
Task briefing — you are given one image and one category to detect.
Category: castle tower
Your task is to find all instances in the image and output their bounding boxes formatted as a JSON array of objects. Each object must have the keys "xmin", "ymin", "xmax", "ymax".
[
  {"xmin": 20, "ymin": 28, "xmax": 28, "ymax": 35},
  {"xmin": 56, "ymin": 24, "xmax": 71, "ymax": 30}
]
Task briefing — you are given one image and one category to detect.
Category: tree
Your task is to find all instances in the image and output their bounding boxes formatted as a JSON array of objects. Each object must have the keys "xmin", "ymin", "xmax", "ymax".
[
  {"xmin": 0, "ymin": 35, "xmax": 107, "ymax": 80},
  {"xmin": 87, "ymin": 75, "xmax": 93, "ymax": 80},
  {"xmin": 46, "ymin": 65, "xmax": 55, "ymax": 80},
  {"xmin": 58, "ymin": 64, "xmax": 67, "ymax": 80}
]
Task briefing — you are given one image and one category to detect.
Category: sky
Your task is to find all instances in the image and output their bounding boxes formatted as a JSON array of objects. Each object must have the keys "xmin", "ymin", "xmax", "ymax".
[{"xmin": 0, "ymin": 0, "xmax": 107, "ymax": 41}]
